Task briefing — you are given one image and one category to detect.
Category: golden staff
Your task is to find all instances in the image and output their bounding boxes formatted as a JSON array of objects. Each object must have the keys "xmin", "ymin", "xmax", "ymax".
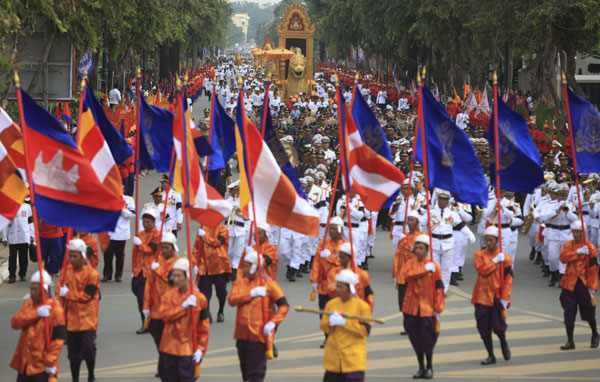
[
  {"xmin": 294, "ymin": 306, "xmax": 386, "ymax": 324},
  {"xmin": 226, "ymin": 195, "xmax": 237, "ymax": 227}
]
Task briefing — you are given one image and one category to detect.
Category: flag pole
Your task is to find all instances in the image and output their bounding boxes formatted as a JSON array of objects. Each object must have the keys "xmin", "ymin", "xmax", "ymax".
[
  {"xmin": 14, "ymin": 71, "xmax": 57, "ymax": 382},
  {"xmin": 134, "ymin": 67, "xmax": 142, "ymax": 235},
  {"xmin": 261, "ymin": 81, "xmax": 271, "ymax": 139},
  {"xmin": 402, "ymin": 102, "xmax": 421, "ymax": 234},
  {"xmin": 334, "ymin": 74, "xmax": 357, "ymax": 272},
  {"xmin": 204, "ymin": 75, "xmax": 217, "ymax": 182}
]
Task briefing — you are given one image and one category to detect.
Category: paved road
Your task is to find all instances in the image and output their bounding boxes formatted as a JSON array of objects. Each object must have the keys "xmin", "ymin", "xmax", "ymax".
[{"xmin": 0, "ymin": 95, "xmax": 598, "ymax": 381}]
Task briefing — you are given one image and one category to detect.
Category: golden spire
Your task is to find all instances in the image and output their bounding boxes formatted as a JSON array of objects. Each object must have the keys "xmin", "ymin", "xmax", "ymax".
[
  {"xmin": 334, "ymin": 73, "xmax": 339, "ymax": 87},
  {"xmin": 14, "ymin": 70, "xmax": 20, "ymax": 87},
  {"xmin": 176, "ymin": 76, "xmax": 182, "ymax": 90},
  {"xmin": 137, "ymin": 66, "xmax": 141, "ymax": 77},
  {"xmin": 561, "ymin": 72, "xmax": 567, "ymax": 85},
  {"xmin": 81, "ymin": 69, "xmax": 88, "ymax": 91},
  {"xmin": 493, "ymin": 71, "xmax": 498, "ymax": 86},
  {"xmin": 354, "ymin": 72, "xmax": 360, "ymax": 84},
  {"xmin": 417, "ymin": 70, "xmax": 421, "ymax": 84},
  {"xmin": 421, "ymin": 66, "xmax": 426, "ymax": 80}
]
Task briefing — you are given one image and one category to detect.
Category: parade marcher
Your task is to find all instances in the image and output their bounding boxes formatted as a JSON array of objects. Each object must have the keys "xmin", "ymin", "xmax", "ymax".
[
  {"xmin": 139, "ymin": 188, "xmax": 165, "ymax": 233},
  {"xmin": 77, "ymin": 231, "xmax": 99, "ymax": 270},
  {"xmin": 327, "ymin": 242, "xmax": 374, "ymax": 312},
  {"xmin": 320, "ymin": 269, "xmax": 371, "ymax": 382},
  {"xmin": 132, "ymin": 209, "xmax": 161, "ymax": 334},
  {"xmin": 102, "ymin": 193, "xmax": 135, "ymax": 282},
  {"xmin": 252, "ymin": 222, "xmax": 278, "ymax": 281},
  {"xmin": 57, "ymin": 239, "xmax": 101, "ymax": 382},
  {"xmin": 402, "ymin": 234, "xmax": 445, "ymax": 379},
  {"xmin": 157, "ymin": 258, "xmax": 211, "ymax": 382},
  {"xmin": 558, "ymin": 220, "xmax": 599, "ymax": 350},
  {"xmin": 1, "ymin": 201, "xmax": 35, "ymax": 283},
  {"xmin": 228, "ymin": 250, "xmax": 289, "ymax": 382},
  {"xmin": 193, "ymin": 223, "xmax": 231, "ymax": 323},
  {"xmin": 11, "ymin": 270, "xmax": 66, "ymax": 381},
  {"xmin": 160, "ymin": 175, "xmax": 183, "ymax": 235},
  {"xmin": 227, "ymin": 181, "xmax": 248, "ymax": 281}
]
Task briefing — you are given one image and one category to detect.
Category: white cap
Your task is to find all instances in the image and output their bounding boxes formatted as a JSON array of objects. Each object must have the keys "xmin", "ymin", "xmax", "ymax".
[
  {"xmin": 339, "ymin": 241, "xmax": 352, "ymax": 255},
  {"xmin": 142, "ymin": 208, "xmax": 158, "ymax": 221},
  {"xmin": 244, "ymin": 249, "xmax": 263, "ymax": 273},
  {"xmin": 161, "ymin": 232, "xmax": 179, "ymax": 253},
  {"xmin": 415, "ymin": 234, "xmax": 430, "ymax": 246},
  {"xmin": 316, "ymin": 171, "xmax": 326, "ymax": 179},
  {"xmin": 407, "ymin": 210, "xmax": 420, "ymax": 220},
  {"xmin": 173, "ymin": 258, "xmax": 190, "ymax": 278},
  {"xmin": 68, "ymin": 238, "xmax": 88, "ymax": 260},
  {"xmin": 31, "ymin": 270, "xmax": 53, "ymax": 290},
  {"xmin": 228, "ymin": 180, "xmax": 240, "ymax": 189},
  {"xmin": 571, "ymin": 220, "xmax": 583, "ymax": 231},
  {"xmin": 335, "ymin": 269, "xmax": 359, "ymax": 294},
  {"xmin": 257, "ymin": 221, "xmax": 270, "ymax": 231},
  {"xmin": 437, "ymin": 189, "xmax": 451, "ymax": 198},
  {"xmin": 484, "ymin": 225, "xmax": 499, "ymax": 238}
]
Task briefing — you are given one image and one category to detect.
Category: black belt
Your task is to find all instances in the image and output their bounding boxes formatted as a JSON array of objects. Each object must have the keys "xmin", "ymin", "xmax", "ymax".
[
  {"xmin": 495, "ymin": 223, "xmax": 511, "ymax": 228},
  {"xmin": 361, "ymin": 218, "xmax": 368, "ymax": 222},
  {"xmin": 320, "ymin": 223, "xmax": 327, "ymax": 227},
  {"xmin": 453, "ymin": 222, "xmax": 466, "ymax": 231},
  {"xmin": 232, "ymin": 221, "xmax": 245, "ymax": 227},
  {"xmin": 432, "ymin": 233, "xmax": 452, "ymax": 240},
  {"xmin": 583, "ymin": 211, "xmax": 590, "ymax": 215},
  {"xmin": 510, "ymin": 227, "xmax": 517, "ymax": 231},
  {"xmin": 394, "ymin": 221, "xmax": 404, "ymax": 225},
  {"xmin": 344, "ymin": 223, "xmax": 359, "ymax": 228},
  {"xmin": 546, "ymin": 224, "xmax": 570, "ymax": 230}
]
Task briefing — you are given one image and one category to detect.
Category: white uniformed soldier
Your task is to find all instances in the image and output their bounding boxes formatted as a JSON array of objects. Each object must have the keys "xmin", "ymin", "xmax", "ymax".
[
  {"xmin": 336, "ymin": 193, "xmax": 364, "ymax": 266},
  {"xmin": 481, "ymin": 189, "xmax": 515, "ymax": 253},
  {"xmin": 1, "ymin": 201, "xmax": 35, "ymax": 283},
  {"xmin": 504, "ymin": 191, "xmax": 523, "ymax": 266},
  {"xmin": 160, "ymin": 175, "xmax": 183, "ymax": 235},
  {"xmin": 102, "ymin": 193, "xmax": 135, "ymax": 282},
  {"xmin": 139, "ymin": 187, "xmax": 166, "ymax": 233},
  {"xmin": 226, "ymin": 180, "xmax": 247, "ymax": 280},
  {"xmin": 451, "ymin": 200, "xmax": 474, "ymax": 283},
  {"xmin": 390, "ymin": 180, "xmax": 416, "ymax": 254}
]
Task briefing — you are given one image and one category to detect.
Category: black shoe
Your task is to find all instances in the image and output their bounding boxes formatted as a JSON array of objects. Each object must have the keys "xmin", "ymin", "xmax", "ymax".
[
  {"xmin": 296, "ymin": 269, "xmax": 303, "ymax": 278},
  {"xmin": 534, "ymin": 252, "xmax": 542, "ymax": 264},
  {"xmin": 7, "ymin": 276, "xmax": 16, "ymax": 284},
  {"xmin": 101, "ymin": 277, "xmax": 111, "ymax": 282},
  {"xmin": 529, "ymin": 248, "xmax": 536, "ymax": 260},
  {"xmin": 320, "ymin": 339, "xmax": 327, "ymax": 348},
  {"xmin": 217, "ymin": 313, "xmax": 224, "ymax": 323},
  {"xmin": 481, "ymin": 356, "xmax": 496, "ymax": 365},
  {"xmin": 302, "ymin": 263, "xmax": 310, "ymax": 274},
  {"xmin": 115, "ymin": 276, "xmax": 122, "ymax": 282},
  {"xmin": 548, "ymin": 272, "xmax": 558, "ymax": 287},
  {"xmin": 456, "ymin": 273, "xmax": 464, "ymax": 281},
  {"xmin": 208, "ymin": 312, "xmax": 213, "ymax": 324},
  {"xmin": 401, "ymin": 331, "xmax": 408, "ymax": 335},
  {"xmin": 362, "ymin": 262, "xmax": 369, "ymax": 270},
  {"xmin": 450, "ymin": 274, "xmax": 459, "ymax": 286},
  {"xmin": 501, "ymin": 343, "xmax": 511, "ymax": 360},
  {"xmin": 423, "ymin": 368, "xmax": 433, "ymax": 379},
  {"xmin": 136, "ymin": 326, "xmax": 148, "ymax": 334},
  {"xmin": 591, "ymin": 333, "xmax": 599, "ymax": 348},
  {"xmin": 412, "ymin": 369, "xmax": 425, "ymax": 379},
  {"xmin": 288, "ymin": 270, "xmax": 296, "ymax": 282},
  {"xmin": 560, "ymin": 340, "xmax": 575, "ymax": 350},
  {"xmin": 19, "ymin": 276, "xmax": 26, "ymax": 282},
  {"xmin": 542, "ymin": 267, "xmax": 550, "ymax": 277},
  {"xmin": 155, "ymin": 372, "xmax": 160, "ymax": 377}
]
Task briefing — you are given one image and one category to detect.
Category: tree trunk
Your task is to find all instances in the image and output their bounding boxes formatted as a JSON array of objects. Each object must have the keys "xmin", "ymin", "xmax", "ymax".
[
  {"xmin": 159, "ymin": 43, "xmax": 170, "ymax": 81},
  {"xmin": 565, "ymin": 52, "xmax": 585, "ymax": 97},
  {"xmin": 26, "ymin": 29, "xmax": 56, "ymax": 94}
]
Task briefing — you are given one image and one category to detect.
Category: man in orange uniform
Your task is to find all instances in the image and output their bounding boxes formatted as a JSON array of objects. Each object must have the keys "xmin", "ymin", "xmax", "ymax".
[
  {"xmin": 77, "ymin": 231, "xmax": 99, "ymax": 269},
  {"xmin": 158, "ymin": 258, "xmax": 211, "ymax": 382},
  {"xmin": 228, "ymin": 250, "xmax": 289, "ymax": 382},
  {"xmin": 471, "ymin": 226, "xmax": 512, "ymax": 365},
  {"xmin": 11, "ymin": 270, "xmax": 66, "ymax": 382},
  {"xmin": 327, "ymin": 242, "xmax": 374, "ymax": 312},
  {"xmin": 393, "ymin": 211, "xmax": 423, "ymax": 334},
  {"xmin": 402, "ymin": 234, "xmax": 445, "ymax": 379},
  {"xmin": 558, "ymin": 220, "xmax": 599, "ymax": 350},
  {"xmin": 131, "ymin": 209, "xmax": 161, "ymax": 334},
  {"xmin": 253, "ymin": 222, "xmax": 278, "ymax": 280},
  {"xmin": 193, "ymin": 223, "xmax": 230, "ymax": 323},
  {"xmin": 57, "ymin": 239, "xmax": 101, "ymax": 382},
  {"xmin": 143, "ymin": 232, "xmax": 180, "ymax": 363}
]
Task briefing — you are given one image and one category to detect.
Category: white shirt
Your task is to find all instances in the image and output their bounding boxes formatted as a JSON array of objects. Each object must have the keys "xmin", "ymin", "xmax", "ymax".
[
  {"xmin": 1, "ymin": 204, "xmax": 34, "ymax": 244},
  {"xmin": 109, "ymin": 195, "xmax": 135, "ymax": 241}
]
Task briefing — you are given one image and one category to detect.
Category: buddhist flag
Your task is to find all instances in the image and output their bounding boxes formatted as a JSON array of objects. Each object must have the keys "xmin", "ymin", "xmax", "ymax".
[
  {"xmin": 0, "ymin": 139, "xmax": 28, "ymax": 230},
  {"xmin": 0, "ymin": 108, "xmax": 25, "ymax": 169}
]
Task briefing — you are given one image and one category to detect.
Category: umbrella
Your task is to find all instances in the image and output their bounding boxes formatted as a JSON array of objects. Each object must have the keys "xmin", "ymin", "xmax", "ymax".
[
  {"xmin": 265, "ymin": 47, "xmax": 294, "ymax": 61},
  {"xmin": 251, "ymin": 47, "xmax": 265, "ymax": 57}
]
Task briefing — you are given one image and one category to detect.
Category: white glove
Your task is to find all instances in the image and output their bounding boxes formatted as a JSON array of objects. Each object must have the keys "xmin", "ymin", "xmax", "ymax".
[
  {"xmin": 577, "ymin": 246, "xmax": 590, "ymax": 255},
  {"xmin": 501, "ymin": 299, "xmax": 509, "ymax": 310},
  {"xmin": 133, "ymin": 236, "xmax": 142, "ymax": 246},
  {"xmin": 193, "ymin": 266, "xmax": 199, "ymax": 277},
  {"xmin": 182, "ymin": 294, "xmax": 197, "ymax": 308},
  {"xmin": 198, "ymin": 228, "xmax": 206, "ymax": 237},
  {"xmin": 424, "ymin": 262, "xmax": 436, "ymax": 272},
  {"xmin": 320, "ymin": 249, "xmax": 331, "ymax": 258},
  {"xmin": 311, "ymin": 283, "xmax": 318, "ymax": 292},
  {"xmin": 263, "ymin": 321, "xmax": 276, "ymax": 336},
  {"xmin": 467, "ymin": 229, "xmax": 476, "ymax": 243},
  {"xmin": 250, "ymin": 286, "xmax": 267, "ymax": 298},
  {"xmin": 151, "ymin": 262, "xmax": 160, "ymax": 271},
  {"xmin": 493, "ymin": 253, "xmax": 505, "ymax": 264},
  {"xmin": 45, "ymin": 366, "xmax": 56, "ymax": 375},
  {"xmin": 393, "ymin": 277, "xmax": 397, "ymax": 285},
  {"xmin": 59, "ymin": 285, "xmax": 69, "ymax": 297},
  {"xmin": 193, "ymin": 349, "xmax": 203, "ymax": 363},
  {"xmin": 37, "ymin": 305, "xmax": 51, "ymax": 317},
  {"xmin": 329, "ymin": 311, "xmax": 346, "ymax": 326},
  {"xmin": 434, "ymin": 312, "xmax": 441, "ymax": 321},
  {"xmin": 143, "ymin": 309, "xmax": 150, "ymax": 319}
]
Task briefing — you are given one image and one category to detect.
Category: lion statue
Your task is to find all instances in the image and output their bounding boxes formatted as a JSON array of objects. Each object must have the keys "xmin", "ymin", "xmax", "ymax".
[{"xmin": 284, "ymin": 48, "xmax": 310, "ymax": 99}]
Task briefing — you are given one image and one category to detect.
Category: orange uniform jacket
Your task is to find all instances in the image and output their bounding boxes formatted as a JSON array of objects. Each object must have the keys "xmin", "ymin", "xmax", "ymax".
[
  {"xmin": 252, "ymin": 241, "xmax": 278, "ymax": 281},
  {"xmin": 132, "ymin": 228, "xmax": 160, "ymax": 277},
  {"xmin": 559, "ymin": 240, "xmax": 599, "ymax": 292},
  {"xmin": 228, "ymin": 277, "xmax": 289, "ymax": 343},
  {"xmin": 402, "ymin": 256, "xmax": 445, "ymax": 316},
  {"xmin": 193, "ymin": 224, "xmax": 231, "ymax": 276},
  {"xmin": 144, "ymin": 255, "xmax": 179, "ymax": 319},
  {"xmin": 158, "ymin": 288, "xmax": 210, "ymax": 356},
  {"xmin": 10, "ymin": 299, "xmax": 66, "ymax": 376},
  {"xmin": 310, "ymin": 238, "xmax": 343, "ymax": 294},
  {"xmin": 471, "ymin": 249, "xmax": 513, "ymax": 306},
  {"xmin": 79, "ymin": 233, "xmax": 99, "ymax": 269},
  {"xmin": 57, "ymin": 264, "xmax": 100, "ymax": 331},
  {"xmin": 326, "ymin": 266, "xmax": 374, "ymax": 311},
  {"xmin": 393, "ymin": 230, "xmax": 423, "ymax": 285}
]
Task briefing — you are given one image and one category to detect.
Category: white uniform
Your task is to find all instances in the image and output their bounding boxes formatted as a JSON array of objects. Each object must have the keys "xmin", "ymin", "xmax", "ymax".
[
  {"xmin": 425, "ymin": 205, "xmax": 461, "ymax": 293},
  {"xmin": 139, "ymin": 202, "xmax": 165, "ymax": 233},
  {"xmin": 539, "ymin": 200, "xmax": 578, "ymax": 273},
  {"xmin": 336, "ymin": 195, "xmax": 363, "ymax": 265},
  {"xmin": 1, "ymin": 204, "xmax": 35, "ymax": 244},
  {"xmin": 390, "ymin": 195, "xmax": 416, "ymax": 253},
  {"xmin": 506, "ymin": 201, "xmax": 523, "ymax": 265},
  {"xmin": 452, "ymin": 203, "xmax": 474, "ymax": 272},
  {"xmin": 481, "ymin": 197, "xmax": 515, "ymax": 253},
  {"xmin": 227, "ymin": 197, "xmax": 248, "ymax": 270},
  {"xmin": 110, "ymin": 195, "xmax": 135, "ymax": 241},
  {"xmin": 162, "ymin": 189, "xmax": 183, "ymax": 233}
]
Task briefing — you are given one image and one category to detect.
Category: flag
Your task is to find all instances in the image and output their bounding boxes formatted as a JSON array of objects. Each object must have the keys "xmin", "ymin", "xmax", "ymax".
[
  {"xmin": 338, "ymin": 87, "xmax": 405, "ymax": 211},
  {"xmin": 488, "ymin": 99, "xmax": 544, "ymax": 192},
  {"xmin": 54, "ymin": 103, "xmax": 62, "ymax": 121},
  {"xmin": 18, "ymin": 88, "xmax": 124, "ymax": 232},
  {"xmin": 172, "ymin": 88, "xmax": 232, "ymax": 227},
  {"xmin": 206, "ymin": 96, "xmax": 235, "ymax": 185},
  {"xmin": 61, "ymin": 102, "xmax": 72, "ymax": 127},
  {"xmin": 0, "ymin": 108, "xmax": 25, "ymax": 169},
  {"xmin": 78, "ymin": 82, "xmax": 132, "ymax": 196},
  {"xmin": 138, "ymin": 94, "xmax": 174, "ymax": 172},
  {"xmin": 476, "ymin": 87, "xmax": 491, "ymax": 116},
  {"xmin": 0, "ymin": 139, "xmax": 28, "ymax": 230},
  {"xmin": 414, "ymin": 85, "xmax": 488, "ymax": 207},
  {"xmin": 566, "ymin": 86, "xmax": 600, "ymax": 173},
  {"xmin": 235, "ymin": 93, "xmax": 319, "ymax": 236}
]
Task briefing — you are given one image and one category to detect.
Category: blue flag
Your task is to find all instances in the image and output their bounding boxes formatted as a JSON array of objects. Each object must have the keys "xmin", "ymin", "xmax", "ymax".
[
  {"xmin": 206, "ymin": 97, "xmax": 233, "ymax": 185},
  {"xmin": 415, "ymin": 85, "xmax": 488, "ymax": 207},
  {"xmin": 138, "ymin": 94, "xmax": 174, "ymax": 172},
  {"xmin": 488, "ymin": 98, "xmax": 544, "ymax": 192},
  {"xmin": 567, "ymin": 86, "xmax": 600, "ymax": 173}
]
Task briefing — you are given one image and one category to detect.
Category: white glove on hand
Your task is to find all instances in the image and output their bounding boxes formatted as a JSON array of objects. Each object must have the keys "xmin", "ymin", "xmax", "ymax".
[
  {"xmin": 250, "ymin": 286, "xmax": 267, "ymax": 298},
  {"xmin": 434, "ymin": 312, "xmax": 441, "ymax": 322},
  {"xmin": 197, "ymin": 228, "xmax": 206, "ymax": 237},
  {"xmin": 424, "ymin": 262, "xmax": 436, "ymax": 272},
  {"xmin": 45, "ymin": 366, "xmax": 56, "ymax": 375},
  {"xmin": 151, "ymin": 262, "xmax": 160, "ymax": 271},
  {"xmin": 59, "ymin": 285, "xmax": 69, "ymax": 297},
  {"xmin": 193, "ymin": 266, "xmax": 199, "ymax": 277},
  {"xmin": 143, "ymin": 309, "xmax": 150, "ymax": 319},
  {"xmin": 193, "ymin": 349, "xmax": 203, "ymax": 363},
  {"xmin": 577, "ymin": 246, "xmax": 590, "ymax": 255},
  {"xmin": 501, "ymin": 299, "xmax": 509, "ymax": 310},
  {"xmin": 467, "ymin": 230, "xmax": 476, "ymax": 244},
  {"xmin": 263, "ymin": 321, "xmax": 276, "ymax": 336},
  {"xmin": 37, "ymin": 305, "xmax": 51, "ymax": 318},
  {"xmin": 311, "ymin": 283, "xmax": 318, "ymax": 292},
  {"xmin": 182, "ymin": 294, "xmax": 197, "ymax": 308},
  {"xmin": 320, "ymin": 249, "xmax": 331, "ymax": 258},
  {"xmin": 133, "ymin": 236, "xmax": 142, "ymax": 246},
  {"xmin": 329, "ymin": 311, "xmax": 347, "ymax": 326},
  {"xmin": 493, "ymin": 253, "xmax": 505, "ymax": 264}
]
